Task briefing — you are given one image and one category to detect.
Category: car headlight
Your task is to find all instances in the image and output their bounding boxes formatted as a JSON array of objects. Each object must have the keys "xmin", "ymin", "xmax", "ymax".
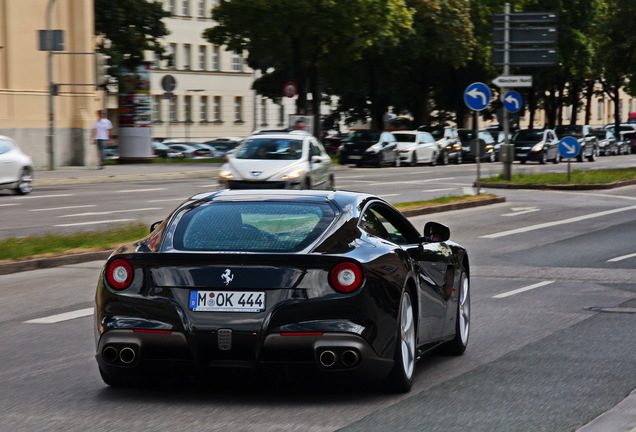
[
  {"xmin": 531, "ymin": 143, "xmax": 544, "ymax": 152},
  {"xmin": 281, "ymin": 169, "xmax": 304, "ymax": 180},
  {"xmin": 219, "ymin": 169, "xmax": 234, "ymax": 180},
  {"xmin": 365, "ymin": 144, "xmax": 381, "ymax": 153}
]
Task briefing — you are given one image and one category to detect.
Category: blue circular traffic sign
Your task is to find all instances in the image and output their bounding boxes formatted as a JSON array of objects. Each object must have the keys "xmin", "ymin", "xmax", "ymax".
[
  {"xmin": 464, "ymin": 82, "xmax": 492, "ymax": 111},
  {"xmin": 558, "ymin": 136, "xmax": 580, "ymax": 159},
  {"xmin": 503, "ymin": 90, "xmax": 522, "ymax": 113}
]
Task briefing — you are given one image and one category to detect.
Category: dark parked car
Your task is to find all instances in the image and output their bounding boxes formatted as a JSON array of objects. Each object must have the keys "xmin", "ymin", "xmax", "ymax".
[
  {"xmin": 511, "ymin": 129, "xmax": 560, "ymax": 164},
  {"xmin": 457, "ymin": 129, "xmax": 496, "ymax": 162},
  {"xmin": 417, "ymin": 125, "xmax": 462, "ymax": 164},
  {"xmin": 554, "ymin": 125, "xmax": 598, "ymax": 162},
  {"xmin": 152, "ymin": 141, "xmax": 183, "ymax": 158},
  {"xmin": 337, "ymin": 130, "xmax": 400, "ymax": 167},
  {"xmin": 95, "ymin": 190, "xmax": 470, "ymax": 392},
  {"xmin": 168, "ymin": 143, "xmax": 215, "ymax": 159},
  {"xmin": 590, "ymin": 128, "xmax": 618, "ymax": 156},
  {"xmin": 324, "ymin": 133, "xmax": 349, "ymax": 154},
  {"xmin": 204, "ymin": 137, "xmax": 242, "ymax": 156}
]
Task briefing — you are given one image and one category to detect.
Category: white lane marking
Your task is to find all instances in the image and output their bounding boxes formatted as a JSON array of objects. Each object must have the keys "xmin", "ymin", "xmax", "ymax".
[
  {"xmin": 502, "ymin": 207, "xmax": 540, "ymax": 217},
  {"xmin": 424, "ymin": 188, "xmax": 457, "ymax": 193},
  {"xmin": 118, "ymin": 188, "xmax": 166, "ymax": 193},
  {"xmin": 408, "ymin": 177, "xmax": 456, "ymax": 183},
  {"xmin": 58, "ymin": 207, "xmax": 162, "ymax": 218},
  {"xmin": 197, "ymin": 184, "xmax": 219, "ymax": 188},
  {"xmin": 380, "ymin": 194, "xmax": 401, "ymax": 197},
  {"xmin": 147, "ymin": 197, "xmax": 188, "ymax": 203},
  {"xmin": 55, "ymin": 218, "xmax": 134, "ymax": 227},
  {"xmin": 25, "ymin": 308, "xmax": 93, "ymax": 324},
  {"xmin": 607, "ymin": 252, "xmax": 636, "ymax": 263},
  {"xmin": 30, "ymin": 205, "xmax": 96, "ymax": 212},
  {"xmin": 15, "ymin": 194, "xmax": 73, "ymax": 199},
  {"xmin": 494, "ymin": 281, "xmax": 555, "ymax": 298},
  {"xmin": 0, "ymin": 203, "xmax": 19, "ymax": 207},
  {"xmin": 481, "ymin": 205, "xmax": 636, "ymax": 239}
]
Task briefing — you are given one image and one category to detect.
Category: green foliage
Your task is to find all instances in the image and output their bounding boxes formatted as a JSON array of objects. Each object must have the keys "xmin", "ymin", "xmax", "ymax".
[{"xmin": 94, "ymin": 0, "xmax": 170, "ymax": 74}]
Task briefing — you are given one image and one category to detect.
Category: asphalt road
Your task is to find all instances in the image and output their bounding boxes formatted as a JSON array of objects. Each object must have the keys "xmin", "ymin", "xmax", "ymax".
[{"xmin": 1, "ymin": 172, "xmax": 635, "ymax": 431}]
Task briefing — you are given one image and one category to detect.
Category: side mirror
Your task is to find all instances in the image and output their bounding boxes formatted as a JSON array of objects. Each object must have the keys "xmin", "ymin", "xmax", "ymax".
[
  {"xmin": 150, "ymin": 220, "xmax": 163, "ymax": 233},
  {"xmin": 423, "ymin": 221, "xmax": 450, "ymax": 243}
]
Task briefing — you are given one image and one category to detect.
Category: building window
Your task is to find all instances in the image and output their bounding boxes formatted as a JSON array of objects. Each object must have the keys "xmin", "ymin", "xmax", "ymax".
[
  {"xmin": 232, "ymin": 51, "xmax": 242, "ymax": 72},
  {"xmin": 183, "ymin": 44, "xmax": 191, "ymax": 70},
  {"xmin": 198, "ymin": 0, "xmax": 206, "ymax": 17},
  {"xmin": 185, "ymin": 95, "xmax": 193, "ymax": 123},
  {"xmin": 260, "ymin": 98, "xmax": 268, "ymax": 126},
  {"xmin": 213, "ymin": 96, "xmax": 222, "ymax": 122},
  {"xmin": 200, "ymin": 96, "xmax": 208, "ymax": 122},
  {"xmin": 153, "ymin": 95, "xmax": 162, "ymax": 122},
  {"xmin": 597, "ymin": 99, "xmax": 603, "ymax": 121},
  {"xmin": 198, "ymin": 45, "xmax": 207, "ymax": 70},
  {"xmin": 168, "ymin": 0, "xmax": 177, "ymax": 15},
  {"xmin": 168, "ymin": 43, "xmax": 177, "ymax": 69},
  {"xmin": 212, "ymin": 46, "xmax": 220, "ymax": 71},
  {"xmin": 182, "ymin": 0, "xmax": 190, "ymax": 16},
  {"xmin": 170, "ymin": 95, "xmax": 178, "ymax": 122},
  {"xmin": 234, "ymin": 96, "xmax": 243, "ymax": 122}
]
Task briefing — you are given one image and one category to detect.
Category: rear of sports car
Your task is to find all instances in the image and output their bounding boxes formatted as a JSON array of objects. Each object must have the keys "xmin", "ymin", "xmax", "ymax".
[{"xmin": 94, "ymin": 194, "xmax": 402, "ymax": 386}]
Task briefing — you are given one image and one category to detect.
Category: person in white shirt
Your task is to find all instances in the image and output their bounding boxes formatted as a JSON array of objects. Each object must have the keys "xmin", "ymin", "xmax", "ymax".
[{"xmin": 91, "ymin": 110, "xmax": 113, "ymax": 169}]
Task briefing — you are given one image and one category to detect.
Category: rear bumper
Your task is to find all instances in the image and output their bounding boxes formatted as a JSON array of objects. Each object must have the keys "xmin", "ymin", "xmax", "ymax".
[{"xmin": 96, "ymin": 328, "xmax": 394, "ymax": 379}]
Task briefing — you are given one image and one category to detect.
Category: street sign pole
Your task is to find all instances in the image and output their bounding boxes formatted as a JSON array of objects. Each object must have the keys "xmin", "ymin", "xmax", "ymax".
[
  {"xmin": 464, "ymin": 82, "xmax": 491, "ymax": 196},
  {"xmin": 502, "ymin": 2, "xmax": 512, "ymax": 181}
]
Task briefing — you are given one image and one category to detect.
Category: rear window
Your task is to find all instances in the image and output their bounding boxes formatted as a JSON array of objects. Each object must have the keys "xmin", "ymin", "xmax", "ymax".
[
  {"xmin": 173, "ymin": 201, "xmax": 335, "ymax": 252},
  {"xmin": 512, "ymin": 130, "xmax": 544, "ymax": 141}
]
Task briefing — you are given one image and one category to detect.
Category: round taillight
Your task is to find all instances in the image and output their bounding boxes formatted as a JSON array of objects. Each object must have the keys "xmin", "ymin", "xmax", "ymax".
[
  {"xmin": 329, "ymin": 262, "xmax": 363, "ymax": 294},
  {"xmin": 106, "ymin": 258, "xmax": 134, "ymax": 291}
]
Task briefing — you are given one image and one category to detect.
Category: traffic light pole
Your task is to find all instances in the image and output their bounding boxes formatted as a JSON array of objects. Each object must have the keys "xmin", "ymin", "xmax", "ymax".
[{"xmin": 46, "ymin": 0, "xmax": 58, "ymax": 171}]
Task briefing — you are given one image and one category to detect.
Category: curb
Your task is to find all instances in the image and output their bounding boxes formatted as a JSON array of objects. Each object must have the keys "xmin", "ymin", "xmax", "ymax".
[
  {"xmin": 0, "ymin": 197, "xmax": 506, "ymax": 275},
  {"xmin": 475, "ymin": 179, "xmax": 636, "ymax": 190},
  {"xmin": 0, "ymin": 251, "xmax": 112, "ymax": 276}
]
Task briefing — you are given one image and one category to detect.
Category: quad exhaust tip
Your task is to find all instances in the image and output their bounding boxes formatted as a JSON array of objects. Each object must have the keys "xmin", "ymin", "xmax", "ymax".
[
  {"xmin": 318, "ymin": 348, "xmax": 360, "ymax": 369},
  {"xmin": 102, "ymin": 345, "xmax": 137, "ymax": 365}
]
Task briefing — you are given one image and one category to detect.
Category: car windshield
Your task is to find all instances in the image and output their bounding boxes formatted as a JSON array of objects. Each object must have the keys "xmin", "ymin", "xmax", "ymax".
[
  {"xmin": 392, "ymin": 133, "xmax": 416, "ymax": 143},
  {"xmin": 555, "ymin": 126, "xmax": 582, "ymax": 137},
  {"xmin": 512, "ymin": 130, "xmax": 544, "ymax": 141},
  {"xmin": 590, "ymin": 130, "xmax": 608, "ymax": 139},
  {"xmin": 235, "ymin": 138, "xmax": 303, "ymax": 160},
  {"xmin": 173, "ymin": 202, "xmax": 335, "ymax": 252},
  {"xmin": 345, "ymin": 131, "xmax": 382, "ymax": 143}
]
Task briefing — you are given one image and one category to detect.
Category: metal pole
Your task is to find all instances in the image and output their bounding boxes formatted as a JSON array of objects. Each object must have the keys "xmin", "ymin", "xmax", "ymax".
[
  {"xmin": 46, "ymin": 0, "xmax": 58, "ymax": 170},
  {"xmin": 502, "ymin": 2, "xmax": 512, "ymax": 181},
  {"xmin": 475, "ymin": 110, "xmax": 481, "ymax": 195}
]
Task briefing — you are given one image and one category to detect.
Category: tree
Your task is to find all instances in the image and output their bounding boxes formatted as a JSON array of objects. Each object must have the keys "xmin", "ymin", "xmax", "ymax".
[
  {"xmin": 203, "ymin": 0, "xmax": 413, "ymax": 133},
  {"xmin": 94, "ymin": 0, "xmax": 170, "ymax": 77}
]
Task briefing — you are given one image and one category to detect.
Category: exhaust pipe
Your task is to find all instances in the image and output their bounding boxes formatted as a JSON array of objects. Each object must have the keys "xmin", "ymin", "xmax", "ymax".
[
  {"xmin": 119, "ymin": 347, "xmax": 137, "ymax": 364},
  {"xmin": 102, "ymin": 346, "xmax": 118, "ymax": 364},
  {"xmin": 319, "ymin": 350, "xmax": 337, "ymax": 368},
  {"xmin": 341, "ymin": 350, "xmax": 360, "ymax": 367}
]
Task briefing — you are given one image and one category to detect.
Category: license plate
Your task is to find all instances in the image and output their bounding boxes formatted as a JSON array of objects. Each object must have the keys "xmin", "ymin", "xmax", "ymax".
[
  {"xmin": 349, "ymin": 155, "xmax": 362, "ymax": 160},
  {"xmin": 189, "ymin": 290, "xmax": 265, "ymax": 312},
  {"xmin": 517, "ymin": 153, "xmax": 527, "ymax": 157}
]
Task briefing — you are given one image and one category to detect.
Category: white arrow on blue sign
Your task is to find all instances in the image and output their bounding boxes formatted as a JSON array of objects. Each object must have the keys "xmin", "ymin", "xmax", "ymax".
[
  {"xmin": 558, "ymin": 136, "xmax": 580, "ymax": 159},
  {"xmin": 503, "ymin": 90, "xmax": 522, "ymax": 113},
  {"xmin": 464, "ymin": 82, "xmax": 492, "ymax": 111}
]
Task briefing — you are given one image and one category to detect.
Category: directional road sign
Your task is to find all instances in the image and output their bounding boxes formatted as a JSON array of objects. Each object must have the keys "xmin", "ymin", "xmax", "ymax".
[
  {"xmin": 558, "ymin": 136, "xmax": 580, "ymax": 159},
  {"xmin": 464, "ymin": 82, "xmax": 492, "ymax": 111},
  {"xmin": 503, "ymin": 91, "xmax": 522, "ymax": 113},
  {"xmin": 493, "ymin": 75, "xmax": 533, "ymax": 87}
]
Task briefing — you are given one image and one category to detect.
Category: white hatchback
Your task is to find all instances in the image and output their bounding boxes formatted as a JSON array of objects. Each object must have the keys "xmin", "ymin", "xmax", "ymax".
[
  {"xmin": 0, "ymin": 135, "xmax": 33, "ymax": 195},
  {"xmin": 392, "ymin": 131, "xmax": 439, "ymax": 166},
  {"xmin": 218, "ymin": 131, "xmax": 334, "ymax": 190}
]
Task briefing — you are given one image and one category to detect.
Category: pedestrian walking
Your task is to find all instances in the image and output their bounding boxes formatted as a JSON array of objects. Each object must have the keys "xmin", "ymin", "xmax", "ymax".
[{"xmin": 92, "ymin": 110, "xmax": 113, "ymax": 169}]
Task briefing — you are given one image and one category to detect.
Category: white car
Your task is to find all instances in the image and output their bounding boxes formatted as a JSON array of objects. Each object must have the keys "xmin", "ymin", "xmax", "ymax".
[
  {"xmin": 218, "ymin": 131, "xmax": 334, "ymax": 190},
  {"xmin": 0, "ymin": 135, "xmax": 33, "ymax": 195},
  {"xmin": 392, "ymin": 130, "xmax": 439, "ymax": 166}
]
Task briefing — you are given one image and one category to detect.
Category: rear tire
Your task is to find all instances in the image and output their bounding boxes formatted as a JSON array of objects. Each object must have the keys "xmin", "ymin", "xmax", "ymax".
[
  {"xmin": 14, "ymin": 168, "xmax": 33, "ymax": 195},
  {"xmin": 410, "ymin": 152, "xmax": 417, "ymax": 166},
  {"xmin": 385, "ymin": 290, "xmax": 416, "ymax": 393}
]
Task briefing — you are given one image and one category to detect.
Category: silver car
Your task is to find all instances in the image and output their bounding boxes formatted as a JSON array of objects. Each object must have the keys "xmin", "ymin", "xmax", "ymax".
[
  {"xmin": 218, "ymin": 131, "xmax": 334, "ymax": 190},
  {"xmin": 0, "ymin": 135, "xmax": 33, "ymax": 195}
]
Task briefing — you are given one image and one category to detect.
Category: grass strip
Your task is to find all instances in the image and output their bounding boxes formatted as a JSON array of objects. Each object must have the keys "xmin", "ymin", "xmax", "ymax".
[
  {"xmin": 0, "ymin": 195, "xmax": 497, "ymax": 262},
  {"xmin": 0, "ymin": 223, "xmax": 148, "ymax": 262},
  {"xmin": 480, "ymin": 167, "xmax": 636, "ymax": 185}
]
